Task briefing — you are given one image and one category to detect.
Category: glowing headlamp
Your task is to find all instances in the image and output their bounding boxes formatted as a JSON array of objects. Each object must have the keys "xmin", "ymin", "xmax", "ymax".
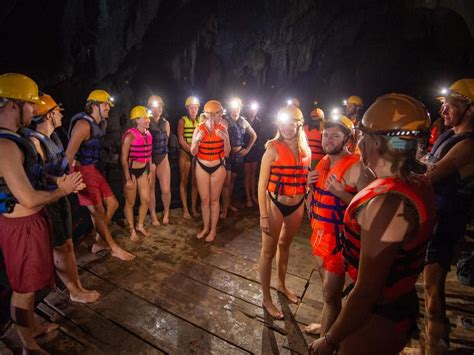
[
  {"xmin": 440, "ymin": 88, "xmax": 448, "ymax": 95},
  {"xmin": 250, "ymin": 101, "xmax": 259, "ymax": 111},
  {"xmin": 343, "ymin": 99, "xmax": 347, "ymax": 106},
  {"xmin": 286, "ymin": 99, "xmax": 292, "ymax": 106},
  {"xmin": 278, "ymin": 112, "xmax": 290, "ymax": 124},
  {"xmin": 229, "ymin": 99, "xmax": 241, "ymax": 109},
  {"xmin": 151, "ymin": 100, "xmax": 160, "ymax": 108},
  {"xmin": 110, "ymin": 97, "xmax": 115, "ymax": 103},
  {"xmin": 331, "ymin": 108, "xmax": 339, "ymax": 115}
]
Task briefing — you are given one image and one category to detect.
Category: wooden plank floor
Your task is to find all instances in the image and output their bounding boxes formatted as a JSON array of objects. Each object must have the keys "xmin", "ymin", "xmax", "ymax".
[{"xmin": 1, "ymin": 208, "xmax": 473, "ymax": 354}]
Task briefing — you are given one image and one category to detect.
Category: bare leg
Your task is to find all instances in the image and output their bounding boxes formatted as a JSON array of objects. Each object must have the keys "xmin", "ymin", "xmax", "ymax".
[
  {"xmin": 205, "ymin": 166, "xmax": 226, "ymax": 242},
  {"xmin": 179, "ymin": 151, "xmax": 192, "ymax": 218},
  {"xmin": 156, "ymin": 156, "xmax": 171, "ymax": 224},
  {"xmin": 195, "ymin": 163, "xmax": 211, "ymax": 239},
  {"xmin": 228, "ymin": 172, "xmax": 238, "ymax": 211},
  {"xmin": 103, "ymin": 195, "xmax": 119, "ymax": 226},
  {"xmin": 148, "ymin": 164, "xmax": 160, "ymax": 226},
  {"xmin": 259, "ymin": 195, "xmax": 284, "ymax": 319},
  {"xmin": 276, "ymin": 204, "xmax": 304, "ymax": 304},
  {"xmin": 54, "ymin": 240, "xmax": 100, "ymax": 303},
  {"xmin": 191, "ymin": 160, "xmax": 200, "ymax": 216},
  {"xmin": 250, "ymin": 162, "xmax": 258, "ymax": 204},
  {"xmin": 136, "ymin": 172, "xmax": 151, "ymax": 237},
  {"xmin": 244, "ymin": 162, "xmax": 253, "ymax": 207},
  {"xmin": 220, "ymin": 170, "xmax": 231, "ymax": 219},
  {"xmin": 87, "ymin": 202, "xmax": 135, "ymax": 261},
  {"xmin": 123, "ymin": 176, "xmax": 139, "ymax": 241}
]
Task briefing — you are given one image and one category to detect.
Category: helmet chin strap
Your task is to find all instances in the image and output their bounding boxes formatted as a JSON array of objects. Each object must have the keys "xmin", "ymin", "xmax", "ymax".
[
  {"xmin": 455, "ymin": 104, "xmax": 471, "ymax": 126},
  {"xmin": 330, "ymin": 135, "xmax": 350, "ymax": 155}
]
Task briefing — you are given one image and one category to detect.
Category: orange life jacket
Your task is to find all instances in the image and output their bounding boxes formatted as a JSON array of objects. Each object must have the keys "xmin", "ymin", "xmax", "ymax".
[
  {"xmin": 196, "ymin": 123, "xmax": 226, "ymax": 161},
  {"xmin": 304, "ymin": 124, "xmax": 324, "ymax": 163},
  {"xmin": 343, "ymin": 176, "xmax": 435, "ymax": 302},
  {"xmin": 267, "ymin": 141, "xmax": 310, "ymax": 197},
  {"xmin": 310, "ymin": 153, "xmax": 359, "ymax": 238}
]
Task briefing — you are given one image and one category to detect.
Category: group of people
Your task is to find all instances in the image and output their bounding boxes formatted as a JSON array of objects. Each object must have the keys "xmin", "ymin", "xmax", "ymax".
[
  {"xmin": 257, "ymin": 81, "xmax": 474, "ymax": 355},
  {"xmin": 0, "ymin": 71, "xmax": 472, "ymax": 354}
]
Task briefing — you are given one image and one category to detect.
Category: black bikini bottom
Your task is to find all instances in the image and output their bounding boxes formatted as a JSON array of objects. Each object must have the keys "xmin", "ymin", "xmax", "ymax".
[
  {"xmin": 131, "ymin": 166, "xmax": 147, "ymax": 178},
  {"xmin": 196, "ymin": 159, "xmax": 223, "ymax": 175},
  {"xmin": 267, "ymin": 192, "xmax": 305, "ymax": 217}
]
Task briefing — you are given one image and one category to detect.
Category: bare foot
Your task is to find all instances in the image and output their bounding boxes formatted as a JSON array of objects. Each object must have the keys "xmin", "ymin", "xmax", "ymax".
[
  {"xmin": 229, "ymin": 205, "xmax": 238, "ymax": 212},
  {"xmin": 262, "ymin": 300, "xmax": 284, "ymax": 320},
  {"xmin": 304, "ymin": 322, "xmax": 322, "ymax": 335},
  {"xmin": 130, "ymin": 229, "xmax": 139, "ymax": 242},
  {"xmin": 220, "ymin": 210, "xmax": 227, "ymax": 219},
  {"xmin": 136, "ymin": 224, "xmax": 151, "ymax": 237},
  {"xmin": 191, "ymin": 209, "xmax": 200, "ymax": 217},
  {"xmin": 110, "ymin": 247, "xmax": 135, "ymax": 261},
  {"xmin": 183, "ymin": 210, "xmax": 192, "ymax": 219},
  {"xmin": 70, "ymin": 289, "xmax": 100, "ymax": 303},
  {"xmin": 33, "ymin": 320, "xmax": 59, "ymax": 337},
  {"xmin": 196, "ymin": 229, "xmax": 209, "ymax": 239},
  {"xmin": 22, "ymin": 346, "xmax": 49, "ymax": 354},
  {"xmin": 205, "ymin": 231, "xmax": 216, "ymax": 243},
  {"xmin": 91, "ymin": 239, "xmax": 109, "ymax": 254},
  {"xmin": 163, "ymin": 214, "xmax": 170, "ymax": 225},
  {"xmin": 151, "ymin": 215, "xmax": 160, "ymax": 226},
  {"xmin": 277, "ymin": 286, "xmax": 298, "ymax": 304},
  {"xmin": 246, "ymin": 200, "xmax": 254, "ymax": 208}
]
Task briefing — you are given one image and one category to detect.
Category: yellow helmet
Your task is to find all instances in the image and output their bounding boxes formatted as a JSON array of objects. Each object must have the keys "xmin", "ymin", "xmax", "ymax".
[
  {"xmin": 439, "ymin": 79, "xmax": 474, "ymax": 104},
  {"xmin": 228, "ymin": 97, "xmax": 243, "ymax": 109},
  {"xmin": 346, "ymin": 95, "xmax": 364, "ymax": 107},
  {"xmin": 147, "ymin": 95, "xmax": 164, "ymax": 108},
  {"xmin": 35, "ymin": 94, "xmax": 63, "ymax": 116},
  {"xmin": 310, "ymin": 108, "xmax": 325, "ymax": 120},
  {"xmin": 87, "ymin": 89, "xmax": 114, "ymax": 106},
  {"xmin": 185, "ymin": 96, "xmax": 200, "ymax": 107},
  {"xmin": 322, "ymin": 114, "xmax": 354, "ymax": 135},
  {"xmin": 360, "ymin": 93, "xmax": 430, "ymax": 139},
  {"xmin": 277, "ymin": 106, "xmax": 304, "ymax": 124},
  {"xmin": 130, "ymin": 105, "xmax": 152, "ymax": 120},
  {"xmin": 0, "ymin": 73, "xmax": 42, "ymax": 104},
  {"xmin": 204, "ymin": 100, "xmax": 223, "ymax": 113},
  {"xmin": 287, "ymin": 98, "xmax": 301, "ymax": 108}
]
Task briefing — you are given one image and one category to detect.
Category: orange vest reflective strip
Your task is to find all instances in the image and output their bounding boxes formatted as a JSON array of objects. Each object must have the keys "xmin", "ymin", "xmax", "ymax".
[
  {"xmin": 310, "ymin": 154, "xmax": 359, "ymax": 237},
  {"xmin": 267, "ymin": 141, "xmax": 310, "ymax": 197},
  {"xmin": 343, "ymin": 177, "xmax": 434, "ymax": 302},
  {"xmin": 304, "ymin": 125, "xmax": 324, "ymax": 162},
  {"xmin": 196, "ymin": 123, "xmax": 225, "ymax": 161}
]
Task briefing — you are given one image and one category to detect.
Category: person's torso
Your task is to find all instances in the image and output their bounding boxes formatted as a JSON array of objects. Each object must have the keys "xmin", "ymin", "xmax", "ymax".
[
  {"xmin": 196, "ymin": 122, "xmax": 226, "ymax": 162},
  {"xmin": 304, "ymin": 122, "xmax": 324, "ymax": 163},
  {"xmin": 68, "ymin": 112, "xmax": 107, "ymax": 165},
  {"xmin": 123, "ymin": 127, "xmax": 153, "ymax": 167},
  {"xmin": 149, "ymin": 116, "xmax": 168, "ymax": 155},
  {"xmin": 225, "ymin": 115, "xmax": 246, "ymax": 148},
  {"xmin": 182, "ymin": 115, "xmax": 201, "ymax": 145}
]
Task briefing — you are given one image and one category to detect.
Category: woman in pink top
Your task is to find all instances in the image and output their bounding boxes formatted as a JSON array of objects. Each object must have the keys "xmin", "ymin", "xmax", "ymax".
[{"xmin": 121, "ymin": 106, "xmax": 153, "ymax": 241}]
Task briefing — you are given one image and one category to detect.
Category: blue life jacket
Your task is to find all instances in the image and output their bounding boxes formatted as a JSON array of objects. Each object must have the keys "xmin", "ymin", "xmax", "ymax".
[
  {"xmin": 0, "ymin": 128, "xmax": 45, "ymax": 213},
  {"xmin": 24, "ymin": 129, "xmax": 69, "ymax": 190},
  {"xmin": 149, "ymin": 117, "xmax": 168, "ymax": 155},
  {"xmin": 225, "ymin": 115, "xmax": 247, "ymax": 148},
  {"xmin": 68, "ymin": 113, "xmax": 106, "ymax": 165}
]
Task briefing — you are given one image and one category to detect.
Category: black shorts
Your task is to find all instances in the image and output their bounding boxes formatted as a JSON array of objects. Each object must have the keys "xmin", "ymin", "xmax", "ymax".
[
  {"xmin": 244, "ymin": 146, "xmax": 262, "ymax": 163},
  {"xmin": 425, "ymin": 210, "xmax": 469, "ymax": 270},
  {"xmin": 225, "ymin": 152, "xmax": 244, "ymax": 173},
  {"xmin": 47, "ymin": 196, "xmax": 73, "ymax": 247}
]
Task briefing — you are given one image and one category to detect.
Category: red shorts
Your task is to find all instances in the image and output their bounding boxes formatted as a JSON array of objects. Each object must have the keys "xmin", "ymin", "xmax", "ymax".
[
  {"xmin": 0, "ymin": 210, "xmax": 54, "ymax": 293},
  {"xmin": 74, "ymin": 165, "xmax": 114, "ymax": 206},
  {"xmin": 310, "ymin": 229, "xmax": 345, "ymax": 275}
]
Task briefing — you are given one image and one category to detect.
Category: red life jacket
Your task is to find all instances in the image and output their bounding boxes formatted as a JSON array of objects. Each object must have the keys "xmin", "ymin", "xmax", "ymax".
[
  {"xmin": 267, "ymin": 140, "xmax": 310, "ymax": 197},
  {"xmin": 310, "ymin": 154, "xmax": 359, "ymax": 238},
  {"xmin": 123, "ymin": 127, "xmax": 152, "ymax": 164},
  {"xmin": 343, "ymin": 176, "xmax": 435, "ymax": 302},
  {"xmin": 304, "ymin": 124, "xmax": 324, "ymax": 163},
  {"xmin": 196, "ymin": 122, "xmax": 226, "ymax": 161}
]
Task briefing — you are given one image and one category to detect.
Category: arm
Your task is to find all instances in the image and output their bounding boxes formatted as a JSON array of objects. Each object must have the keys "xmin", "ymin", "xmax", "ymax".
[
  {"xmin": 428, "ymin": 139, "xmax": 474, "ymax": 183},
  {"xmin": 65, "ymin": 120, "xmax": 90, "ymax": 167},
  {"xmin": 258, "ymin": 144, "xmax": 276, "ymax": 233},
  {"xmin": 324, "ymin": 194, "xmax": 413, "ymax": 347},
  {"xmin": 177, "ymin": 118, "xmax": 191, "ymax": 152},
  {"xmin": 0, "ymin": 141, "xmax": 82, "ymax": 208},
  {"xmin": 241, "ymin": 121, "xmax": 257, "ymax": 155},
  {"xmin": 165, "ymin": 120, "xmax": 171, "ymax": 144},
  {"xmin": 190, "ymin": 128, "xmax": 203, "ymax": 156},
  {"xmin": 120, "ymin": 133, "xmax": 133, "ymax": 182},
  {"xmin": 221, "ymin": 126, "xmax": 231, "ymax": 156}
]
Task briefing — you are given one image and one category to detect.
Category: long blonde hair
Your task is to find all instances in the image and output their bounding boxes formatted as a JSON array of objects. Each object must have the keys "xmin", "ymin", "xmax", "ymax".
[{"xmin": 265, "ymin": 122, "xmax": 311, "ymax": 159}]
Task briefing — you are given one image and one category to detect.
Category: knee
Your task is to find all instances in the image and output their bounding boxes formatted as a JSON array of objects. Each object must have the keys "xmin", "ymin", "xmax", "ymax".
[
  {"xmin": 141, "ymin": 196, "xmax": 150, "ymax": 206},
  {"xmin": 200, "ymin": 196, "xmax": 210, "ymax": 205},
  {"xmin": 278, "ymin": 238, "xmax": 291, "ymax": 250},
  {"xmin": 260, "ymin": 245, "xmax": 277, "ymax": 261},
  {"xmin": 109, "ymin": 198, "xmax": 119, "ymax": 210}
]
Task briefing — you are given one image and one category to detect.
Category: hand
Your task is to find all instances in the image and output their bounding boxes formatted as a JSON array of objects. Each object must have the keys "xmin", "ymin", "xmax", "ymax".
[
  {"xmin": 195, "ymin": 130, "xmax": 205, "ymax": 143},
  {"xmin": 238, "ymin": 147, "xmax": 249, "ymax": 157},
  {"xmin": 57, "ymin": 172, "xmax": 84, "ymax": 195},
  {"xmin": 308, "ymin": 337, "xmax": 335, "ymax": 355},
  {"xmin": 327, "ymin": 174, "xmax": 346, "ymax": 197},
  {"xmin": 260, "ymin": 216, "xmax": 270, "ymax": 234},
  {"xmin": 125, "ymin": 178, "xmax": 134, "ymax": 189},
  {"xmin": 307, "ymin": 170, "xmax": 320, "ymax": 186},
  {"xmin": 215, "ymin": 128, "xmax": 228, "ymax": 140}
]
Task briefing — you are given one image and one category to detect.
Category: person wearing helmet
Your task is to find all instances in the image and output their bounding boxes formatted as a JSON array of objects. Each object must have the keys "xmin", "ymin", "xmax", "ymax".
[
  {"xmin": 147, "ymin": 95, "xmax": 171, "ymax": 225},
  {"xmin": 304, "ymin": 113, "xmax": 374, "ymax": 337},
  {"xmin": 309, "ymin": 94, "xmax": 435, "ymax": 355},
  {"xmin": 26, "ymin": 93, "xmax": 100, "ymax": 304},
  {"xmin": 177, "ymin": 96, "xmax": 201, "ymax": 218},
  {"xmin": 66, "ymin": 89, "xmax": 135, "ymax": 261},
  {"xmin": 190, "ymin": 100, "xmax": 230, "ymax": 242},
  {"xmin": 121, "ymin": 106, "xmax": 153, "ymax": 242},
  {"xmin": 422, "ymin": 79, "xmax": 474, "ymax": 353},
  {"xmin": 287, "ymin": 97, "xmax": 301, "ymax": 108},
  {"xmin": 344, "ymin": 95, "xmax": 364, "ymax": 124},
  {"xmin": 258, "ymin": 106, "xmax": 310, "ymax": 319},
  {"xmin": 304, "ymin": 108, "xmax": 325, "ymax": 169},
  {"xmin": 220, "ymin": 97, "xmax": 257, "ymax": 218},
  {"xmin": 0, "ymin": 73, "xmax": 84, "ymax": 353}
]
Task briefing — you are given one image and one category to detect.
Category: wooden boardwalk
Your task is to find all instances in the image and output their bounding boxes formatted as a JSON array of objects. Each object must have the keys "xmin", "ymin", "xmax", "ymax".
[{"xmin": 1, "ymin": 208, "xmax": 473, "ymax": 354}]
